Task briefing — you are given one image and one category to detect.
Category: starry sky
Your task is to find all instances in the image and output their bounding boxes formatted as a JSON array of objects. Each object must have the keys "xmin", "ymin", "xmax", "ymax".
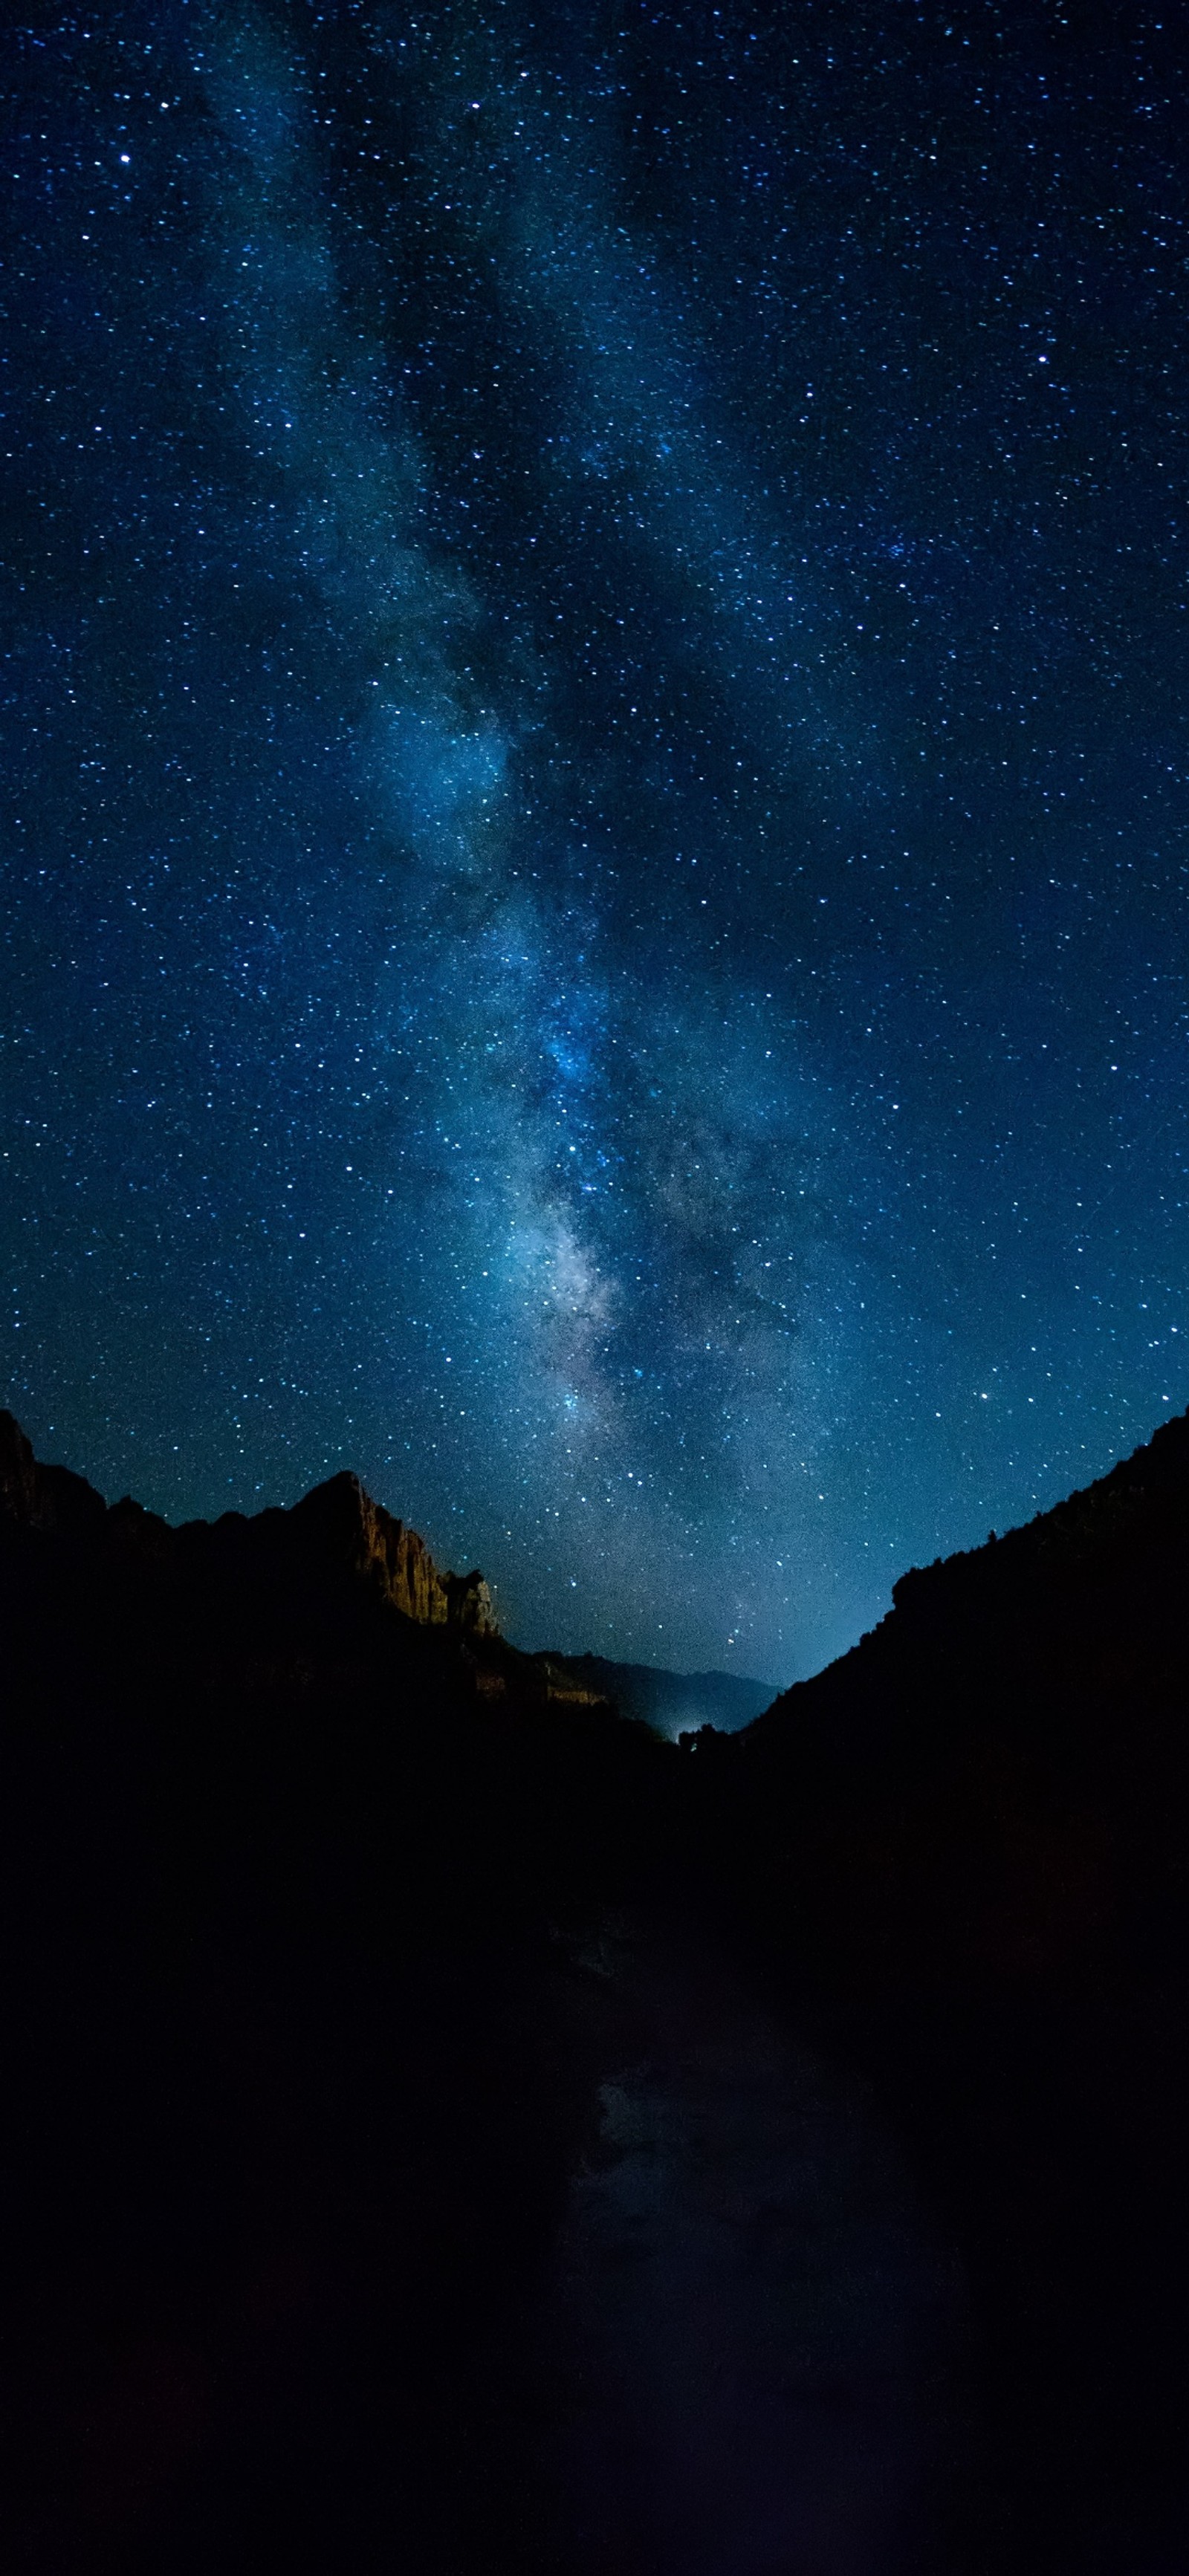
[{"xmin": 4, "ymin": 0, "xmax": 1188, "ymax": 1682}]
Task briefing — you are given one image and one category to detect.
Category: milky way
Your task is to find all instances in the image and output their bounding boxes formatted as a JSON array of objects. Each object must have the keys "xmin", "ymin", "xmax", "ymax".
[{"xmin": 4, "ymin": 1, "xmax": 1188, "ymax": 1678}]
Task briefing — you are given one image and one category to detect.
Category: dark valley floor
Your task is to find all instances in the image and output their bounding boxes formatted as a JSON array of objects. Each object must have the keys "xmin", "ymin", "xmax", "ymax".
[{"xmin": 3, "ymin": 1407, "xmax": 1189, "ymax": 2571}]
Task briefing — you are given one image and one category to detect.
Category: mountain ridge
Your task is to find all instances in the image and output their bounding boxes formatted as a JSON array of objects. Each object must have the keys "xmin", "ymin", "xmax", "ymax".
[
  {"xmin": 0, "ymin": 1409, "xmax": 774, "ymax": 1729},
  {"xmin": 0, "ymin": 1407, "xmax": 497, "ymax": 1638},
  {"xmin": 563, "ymin": 1652, "xmax": 777, "ymax": 1739}
]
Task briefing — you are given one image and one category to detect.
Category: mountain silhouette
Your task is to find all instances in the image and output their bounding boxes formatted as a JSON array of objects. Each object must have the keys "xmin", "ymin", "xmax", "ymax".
[
  {"xmin": 2, "ymin": 1405, "xmax": 1189, "ymax": 2572},
  {"xmin": 563, "ymin": 1652, "xmax": 777, "ymax": 1738}
]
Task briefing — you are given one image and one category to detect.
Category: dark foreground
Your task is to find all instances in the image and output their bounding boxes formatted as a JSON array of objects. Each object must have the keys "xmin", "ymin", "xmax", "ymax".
[{"xmin": 3, "ymin": 1407, "xmax": 1189, "ymax": 2570}]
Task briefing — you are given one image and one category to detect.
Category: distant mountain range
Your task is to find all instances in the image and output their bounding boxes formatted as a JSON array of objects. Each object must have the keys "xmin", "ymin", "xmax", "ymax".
[{"xmin": 562, "ymin": 1654, "xmax": 777, "ymax": 1738}]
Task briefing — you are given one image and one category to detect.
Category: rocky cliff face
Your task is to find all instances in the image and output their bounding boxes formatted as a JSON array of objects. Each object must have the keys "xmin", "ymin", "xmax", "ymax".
[
  {"xmin": 0, "ymin": 1413, "xmax": 667, "ymax": 2576},
  {"xmin": 286, "ymin": 1470, "xmax": 496, "ymax": 1635},
  {"xmin": 0, "ymin": 1409, "xmax": 496, "ymax": 1639}
]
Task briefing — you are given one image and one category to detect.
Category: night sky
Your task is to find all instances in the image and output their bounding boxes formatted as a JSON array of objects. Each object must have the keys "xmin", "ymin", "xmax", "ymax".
[{"xmin": 4, "ymin": 0, "xmax": 1188, "ymax": 1682}]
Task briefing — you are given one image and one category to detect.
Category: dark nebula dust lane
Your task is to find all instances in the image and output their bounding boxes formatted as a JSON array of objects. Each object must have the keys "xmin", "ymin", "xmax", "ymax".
[{"xmin": 4, "ymin": 1, "xmax": 1189, "ymax": 1677}]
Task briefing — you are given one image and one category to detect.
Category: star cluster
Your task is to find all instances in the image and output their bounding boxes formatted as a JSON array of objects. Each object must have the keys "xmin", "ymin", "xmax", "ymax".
[{"xmin": 3, "ymin": 0, "xmax": 1188, "ymax": 1679}]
